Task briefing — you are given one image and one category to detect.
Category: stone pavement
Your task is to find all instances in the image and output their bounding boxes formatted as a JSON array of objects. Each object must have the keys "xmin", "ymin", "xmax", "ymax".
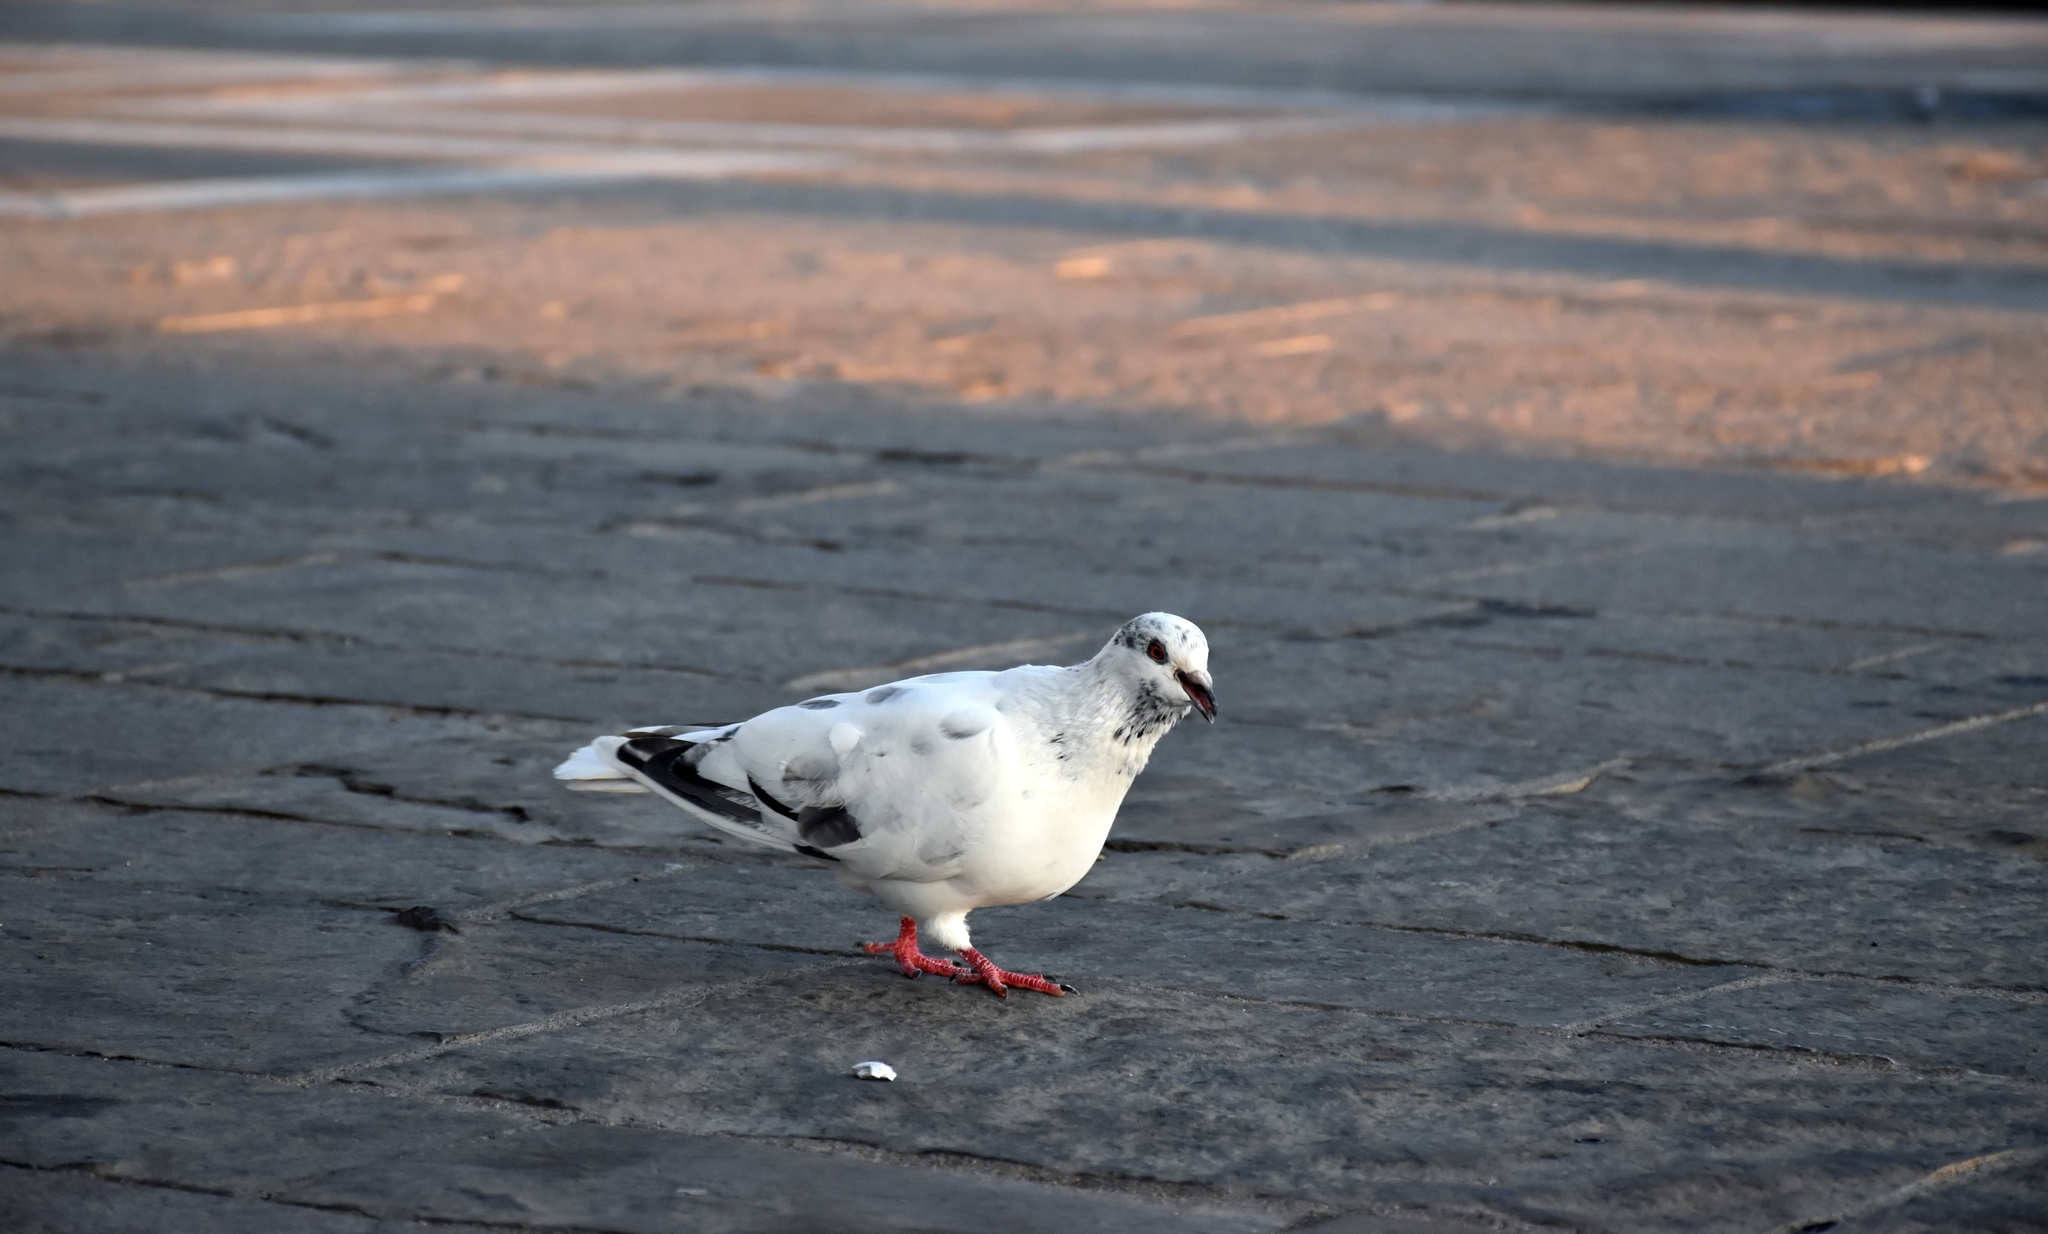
[{"xmin": 3, "ymin": 3, "xmax": 2048, "ymax": 1232}]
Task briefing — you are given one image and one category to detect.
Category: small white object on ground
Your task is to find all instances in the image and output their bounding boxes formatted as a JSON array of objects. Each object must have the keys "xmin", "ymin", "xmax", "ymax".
[{"xmin": 851, "ymin": 1060, "xmax": 897, "ymax": 1081}]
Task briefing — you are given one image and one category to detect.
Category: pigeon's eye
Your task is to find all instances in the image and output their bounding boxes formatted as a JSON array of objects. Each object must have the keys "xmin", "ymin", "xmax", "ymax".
[{"xmin": 1147, "ymin": 641, "xmax": 1168, "ymax": 663}]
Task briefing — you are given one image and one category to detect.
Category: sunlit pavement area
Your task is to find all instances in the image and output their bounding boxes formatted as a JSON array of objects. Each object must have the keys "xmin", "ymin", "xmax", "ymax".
[{"xmin": 3, "ymin": 2, "xmax": 2048, "ymax": 1231}]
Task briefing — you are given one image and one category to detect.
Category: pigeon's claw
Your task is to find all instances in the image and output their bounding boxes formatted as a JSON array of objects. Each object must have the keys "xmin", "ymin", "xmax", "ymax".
[
  {"xmin": 953, "ymin": 947, "xmax": 1069, "ymax": 998},
  {"xmin": 863, "ymin": 916, "xmax": 970, "ymax": 980}
]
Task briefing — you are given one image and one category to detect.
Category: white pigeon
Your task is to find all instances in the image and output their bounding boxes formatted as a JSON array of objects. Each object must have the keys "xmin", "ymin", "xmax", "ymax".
[{"xmin": 552, "ymin": 613, "xmax": 1215, "ymax": 997}]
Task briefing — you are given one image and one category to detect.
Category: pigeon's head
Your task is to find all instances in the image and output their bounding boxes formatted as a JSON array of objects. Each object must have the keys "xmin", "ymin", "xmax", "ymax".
[{"xmin": 1105, "ymin": 612, "xmax": 1215, "ymax": 723}]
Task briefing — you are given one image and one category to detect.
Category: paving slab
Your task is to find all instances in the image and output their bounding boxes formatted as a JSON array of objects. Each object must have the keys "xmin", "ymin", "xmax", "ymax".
[
  {"xmin": 1854, "ymin": 1154, "xmax": 2048, "ymax": 1234},
  {"xmin": 1, "ymin": 878, "xmax": 429, "ymax": 1071},
  {"xmin": 281, "ymin": 1119, "xmax": 1282, "ymax": 1234},
  {"xmin": 0, "ymin": 1052, "xmax": 1258, "ymax": 1234},
  {"xmin": 93, "ymin": 733, "xmax": 734, "ymax": 849},
  {"xmin": 1091, "ymin": 792, "xmax": 2048, "ymax": 989},
  {"xmin": 508, "ymin": 860, "xmax": 1742, "ymax": 1028},
  {"xmin": 0, "ymin": 673, "xmax": 542, "ymax": 797},
  {"xmin": 361, "ymin": 974, "xmax": 2048, "ymax": 1233},
  {"xmin": 0, "ymin": 794, "xmax": 674, "ymax": 900},
  {"xmin": 0, "ymin": 1167, "xmax": 514, "ymax": 1234},
  {"xmin": 1597, "ymin": 976, "xmax": 2048, "ymax": 1080}
]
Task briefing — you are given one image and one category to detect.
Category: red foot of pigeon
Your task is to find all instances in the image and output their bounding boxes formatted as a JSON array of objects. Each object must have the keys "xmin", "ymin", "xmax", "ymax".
[
  {"xmin": 952, "ymin": 947, "xmax": 1071, "ymax": 998},
  {"xmin": 863, "ymin": 917, "xmax": 968, "ymax": 980}
]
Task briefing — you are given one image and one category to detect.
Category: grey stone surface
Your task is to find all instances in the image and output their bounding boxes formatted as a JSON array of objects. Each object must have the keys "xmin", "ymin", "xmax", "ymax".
[
  {"xmin": 1098, "ymin": 799, "xmax": 2048, "ymax": 987},
  {"xmin": 0, "ymin": 1167, "xmax": 510, "ymax": 1234},
  {"xmin": 4, "ymin": 3, "xmax": 2048, "ymax": 1231},
  {"xmin": 1599, "ymin": 976, "xmax": 2048, "ymax": 1080},
  {"xmin": 1, "ymin": 1051, "xmax": 1242, "ymax": 1234},
  {"xmin": 282, "ymin": 1120, "xmax": 1282, "ymax": 1234},
  {"xmin": 1856, "ymin": 1155, "xmax": 2048, "ymax": 1234},
  {"xmin": 511, "ymin": 861, "xmax": 1742, "ymax": 1026},
  {"xmin": 362, "ymin": 976, "xmax": 2048, "ymax": 1231}
]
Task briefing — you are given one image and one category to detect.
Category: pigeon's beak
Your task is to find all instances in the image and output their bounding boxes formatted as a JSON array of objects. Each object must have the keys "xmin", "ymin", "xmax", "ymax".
[{"xmin": 1176, "ymin": 669, "xmax": 1217, "ymax": 723}]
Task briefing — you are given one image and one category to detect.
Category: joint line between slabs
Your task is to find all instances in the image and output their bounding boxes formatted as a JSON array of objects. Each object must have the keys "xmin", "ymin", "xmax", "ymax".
[
  {"xmin": 1759, "ymin": 697, "xmax": 2048, "ymax": 776},
  {"xmin": 0, "ymin": 602, "xmax": 736, "ymax": 681},
  {"xmin": 1557, "ymin": 970, "xmax": 1809, "ymax": 1038},
  {"xmin": 1419, "ymin": 757, "xmax": 1631, "ymax": 802},
  {"xmin": 1776, "ymin": 1145, "xmax": 2048, "ymax": 1234},
  {"xmin": 282, "ymin": 965, "xmax": 864, "ymax": 1085},
  {"xmin": 783, "ymin": 628, "xmax": 1108, "ymax": 692},
  {"xmin": 465, "ymin": 862, "xmax": 701, "ymax": 923},
  {"xmin": 1150, "ymin": 899, "xmax": 2048, "ymax": 1007}
]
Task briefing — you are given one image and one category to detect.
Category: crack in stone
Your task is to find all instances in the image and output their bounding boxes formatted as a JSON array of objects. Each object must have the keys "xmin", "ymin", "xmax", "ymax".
[
  {"xmin": 598, "ymin": 514, "xmax": 854, "ymax": 553},
  {"xmin": 1070, "ymin": 461, "xmax": 1513, "ymax": 506},
  {"xmin": 32, "ymin": 793, "xmax": 719, "ymax": 858},
  {"xmin": 505, "ymin": 909, "xmax": 863, "ymax": 960},
  {"xmin": 1073, "ymin": 459, "xmax": 2041, "ymax": 549},
  {"xmin": 1132, "ymin": 899, "xmax": 2048, "ymax": 1000},
  {"xmin": 464, "ymin": 863, "xmax": 702, "ymax": 922},
  {"xmin": 0, "ymin": 604, "xmax": 736, "ymax": 681},
  {"xmin": 1558, "ymin": 971, "xmax": 1811, "ymax": 1037},
  {"xmin": 75, "ymin": 797, "xmax": 560, "ymax": 845},
  {"xmin": 738, "ymin": 1132, "xmax": 1323, "ymax": 1226},
  {"xmin": 267, "ymin": 1076, "xmax": 1319, "ymax": 1228},
  {"xmin": 78, "ymin": 796, "xmax": 394, "ymax": 832},
  {"xmin": 1571, "ymin": 1029, "xmax": 1926, "ymax": 1073},
  {"xmin": 1392, "ymin": 590, "xmax": 1998, "ymax": 643},
  {"xmin": 688, "ymin": 573, "xmax": 1135, "ymax": 621},
  {"xmin": 1757, "ymin": 696, "xmax": 2048, "ymax": 777},
  {"xmin": 1770, "ymin": 1144, "xmax": 2048, "ymax": 1234},
  {"xmin": 0, "ymin": 1159, "xmax": 237, "ymax": 1199},
  {"xmin": 277, "ymin": 764, "xmax": 535, "ymax": 824},
  {"xmin": 0, "ymin": 662, "xmax": 588, "ymax": 723},
  {"xmin": 281, "ymin": 967, "xmax": 864, "ymax": 1085},
  {"xmin": 0, "ymin": 1038, "xmax": 280, "ymax": 1081}
]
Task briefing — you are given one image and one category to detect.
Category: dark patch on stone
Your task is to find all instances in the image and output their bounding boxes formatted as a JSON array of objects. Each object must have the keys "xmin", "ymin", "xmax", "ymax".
[
  {"xmin": 0, "ymin": 1094, "xmax": 121, "ymax": 1121},
  {"xmin": 875, "ymin": 448, "xmax": 972, "ymax": 465},
  {"xmin": 1477, "ymin": 598, "xmax": 1596, "ymax": 619},
  {"xmin": 1637, "ymin": 87, "xmax": 2048, "ymax": 124},
  {"xmin": 798, "ymin": 698, "xmax": 840, "ymax": 710},
  {"xmin": 472, "ymin": 1087, "xmax": 568, "ymax": 1109},
  {"xmin": 1985, "ymin": 829, "xmax": 2043, "ymax": 847},
  {"xmin": 393, "ymin": 905, "xmax": 461, "ymax": 933}
]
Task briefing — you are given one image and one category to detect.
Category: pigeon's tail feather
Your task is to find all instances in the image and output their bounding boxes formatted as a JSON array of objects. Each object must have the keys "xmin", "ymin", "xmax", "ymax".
[
  {"xmin": 583, "ymin": 731, "xmax": 804, "ymax": 855},
  {"xmin": 553, "ymin": 741, "xmax": 648, "ymax": 791}
]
